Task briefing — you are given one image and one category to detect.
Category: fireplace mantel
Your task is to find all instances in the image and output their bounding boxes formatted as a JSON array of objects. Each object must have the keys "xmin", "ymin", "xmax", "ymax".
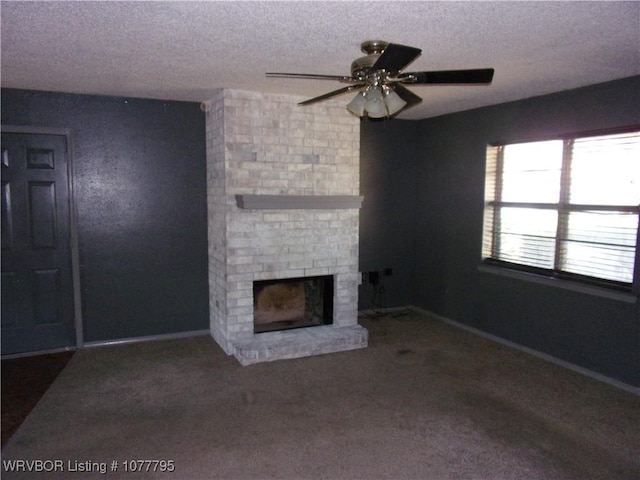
[{"xmin": 235, "ymin": 194, "xmax": 364, "ymax": 210}]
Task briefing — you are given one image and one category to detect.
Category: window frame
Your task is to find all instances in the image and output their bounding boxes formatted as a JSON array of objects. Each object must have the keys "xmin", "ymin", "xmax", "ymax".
[{"xmin": 482, "ymin": 126, "xmax": 640, "ymax": 296}]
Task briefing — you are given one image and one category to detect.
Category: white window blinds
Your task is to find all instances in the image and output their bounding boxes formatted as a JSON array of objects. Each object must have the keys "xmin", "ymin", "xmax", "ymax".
[{"xmin": 483, "ymin": 130, "xmax": 639, "ymax": 286}]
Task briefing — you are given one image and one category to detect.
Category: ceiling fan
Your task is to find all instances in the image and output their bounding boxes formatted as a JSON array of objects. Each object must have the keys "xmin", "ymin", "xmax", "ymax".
[{"xmin": 266, "ymin": 40, "xmax": 494, "ymax": 118}]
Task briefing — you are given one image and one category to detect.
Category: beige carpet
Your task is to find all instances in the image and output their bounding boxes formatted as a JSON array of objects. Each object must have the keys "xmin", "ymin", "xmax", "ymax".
[{"xmin": 2, "ymin": 310, "xmax": 639, "ymax": 479}]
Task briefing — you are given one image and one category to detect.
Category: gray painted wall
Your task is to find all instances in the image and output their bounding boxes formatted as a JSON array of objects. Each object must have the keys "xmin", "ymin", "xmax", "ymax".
[
  {"xmin": 359, "ymin": 119, "xmax": 419, "ymax": 310},
  {"xmin": 360, "ymin": 76, "xmax": 640, "ymax": 386},
  {"xmin": 1, "ymin": 89, "xmax": 210, "ymax": 343}
]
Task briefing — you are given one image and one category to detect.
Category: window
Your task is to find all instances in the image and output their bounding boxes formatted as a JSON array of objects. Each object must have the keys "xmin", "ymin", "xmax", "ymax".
[{"xmin": 483, "ymin": 129, "xmax": 640, "ymax": 290}]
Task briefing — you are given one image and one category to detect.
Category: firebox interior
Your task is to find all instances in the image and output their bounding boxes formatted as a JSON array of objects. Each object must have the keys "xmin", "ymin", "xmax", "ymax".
[{"xmin": 253, "ymin": 275, "xmax": 334, "ymax": 333}]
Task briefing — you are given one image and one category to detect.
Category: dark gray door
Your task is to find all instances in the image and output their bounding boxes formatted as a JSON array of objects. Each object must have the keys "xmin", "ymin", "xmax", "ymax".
[{"xmin": 1, "ymin": 132, "xmax": 76, "ymax": 354}]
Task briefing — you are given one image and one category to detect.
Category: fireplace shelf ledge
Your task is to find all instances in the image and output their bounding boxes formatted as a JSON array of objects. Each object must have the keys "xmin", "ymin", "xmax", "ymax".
[{"xmin": 235, "ymin": 194, "xmax": 363, "ymax": 210}]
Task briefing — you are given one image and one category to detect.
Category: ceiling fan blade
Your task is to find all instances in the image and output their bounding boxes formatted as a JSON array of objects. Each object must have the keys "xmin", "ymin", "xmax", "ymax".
[
  {"xmin": 393, "ymin": 84, "xmax": 423, "ymax": 109},
  {"xmin": 400, "ymin": 68, "xmax": 495, "ymax": 84},
  {"xmin": 372, "ymin": 43, "xmax": 422, "ymax": 73},
  {"xmin": 298, "ymin": 84, "xmax": 365, "ymax": 106},
  {"xmin": 266, "ymin": 72, "xmax": 354, "ymax": 82}
]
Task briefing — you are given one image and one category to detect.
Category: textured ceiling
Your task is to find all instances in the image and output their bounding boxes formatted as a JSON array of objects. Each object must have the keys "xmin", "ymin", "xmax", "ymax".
[{"xmin": 2, "ymin": 1, "xmax": 639, "ymax": 120}]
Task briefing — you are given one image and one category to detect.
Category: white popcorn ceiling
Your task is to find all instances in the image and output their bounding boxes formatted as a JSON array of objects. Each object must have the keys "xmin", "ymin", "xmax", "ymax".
[{"xmin": 1, "ymin": 1, "xmax": 639, "ymax": 120}]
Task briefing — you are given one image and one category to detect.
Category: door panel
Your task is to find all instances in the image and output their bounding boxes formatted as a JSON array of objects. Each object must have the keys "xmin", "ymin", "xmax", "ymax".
[
  {"xmin": 28, "ymin": 181, "xmax": 57, "ymax": 248},
  {"xmin": 1, "ymin": 180, "xmax": 13, "ymax": 249},
  {"xmin": 1, "ymin": 132, "xmax": 75, "ymax": 354}
]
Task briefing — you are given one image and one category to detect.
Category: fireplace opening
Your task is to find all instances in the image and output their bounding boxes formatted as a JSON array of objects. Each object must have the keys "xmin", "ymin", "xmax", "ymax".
[{"xmin": 253, "ymin": 275, "xmax": 334, "ymax": 333}]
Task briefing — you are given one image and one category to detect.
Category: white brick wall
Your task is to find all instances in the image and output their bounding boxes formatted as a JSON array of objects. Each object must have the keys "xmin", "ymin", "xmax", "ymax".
[{"xmin": 206, "ymin": 89, "xmax": 364, "ymax": 360}]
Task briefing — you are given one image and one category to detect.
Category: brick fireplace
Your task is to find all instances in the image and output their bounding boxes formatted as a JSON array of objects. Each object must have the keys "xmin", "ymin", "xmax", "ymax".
[{"xmin": 205, "ymin": 89, "xmax": 368, "ymax": 365}]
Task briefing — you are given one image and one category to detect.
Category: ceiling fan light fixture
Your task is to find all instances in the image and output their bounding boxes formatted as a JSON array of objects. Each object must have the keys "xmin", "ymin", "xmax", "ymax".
[
  {"xmin": 363, "ymin": 87, "xmax": 386, "ymax": 118},
  {"xmin": 346, "ymin": 91, "xmax": 367, "ymax": 116},
  {"xmin": 347, "ymin": 86, "xmax": 408, "ymax": 118},
  {"xmin": 367, "ymin": 108, "xmax": 387, "ymax": 119},
  {"xmin": 384, "ymin": 88, "xmax": 407, "ymax": 116}
]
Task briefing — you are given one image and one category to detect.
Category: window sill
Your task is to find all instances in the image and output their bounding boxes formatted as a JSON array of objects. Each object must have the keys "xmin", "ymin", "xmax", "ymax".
[{"xmin": 477, "ymin": 264, "xmax": 637, "ymax": 304}]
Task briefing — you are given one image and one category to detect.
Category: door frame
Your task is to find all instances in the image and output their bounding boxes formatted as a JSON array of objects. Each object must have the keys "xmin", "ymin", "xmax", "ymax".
[{"xmin": 1, "ymin": 125, "xmax": 84, "ymax": 350}]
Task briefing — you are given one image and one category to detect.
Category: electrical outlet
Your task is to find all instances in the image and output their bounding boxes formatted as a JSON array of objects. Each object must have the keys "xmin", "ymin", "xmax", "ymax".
[{"xmin": 384, "ymin": 268, "xmax": 393, "ymax": 276}]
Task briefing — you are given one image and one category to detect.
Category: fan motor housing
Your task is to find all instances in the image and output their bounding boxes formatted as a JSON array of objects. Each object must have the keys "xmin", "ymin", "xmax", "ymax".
[{"xmin": 351, "ymin": 40, "xmax": 388, "ymax": 79}]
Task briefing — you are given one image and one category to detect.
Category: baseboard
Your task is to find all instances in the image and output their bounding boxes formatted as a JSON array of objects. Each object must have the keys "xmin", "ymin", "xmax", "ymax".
[
  {"xmin": 358, "ymin": 306, "xmax": 414, "ymax": 316},
  {"xmin": 1, "ymin": 346, "xmax": 77, "ymax": 360},
  {"xmin": 83, "ymin": 329, "xmax": 210, "ymax": 349},
  {"xmin": 408, "ymin": 306, "xmax": 640, "ymax": 396}
]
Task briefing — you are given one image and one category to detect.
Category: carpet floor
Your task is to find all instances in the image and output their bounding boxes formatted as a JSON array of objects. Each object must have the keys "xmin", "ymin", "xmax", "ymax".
[{"xmin": 1, "ymin": 309, "xmax": 638, "ymax": 479}]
